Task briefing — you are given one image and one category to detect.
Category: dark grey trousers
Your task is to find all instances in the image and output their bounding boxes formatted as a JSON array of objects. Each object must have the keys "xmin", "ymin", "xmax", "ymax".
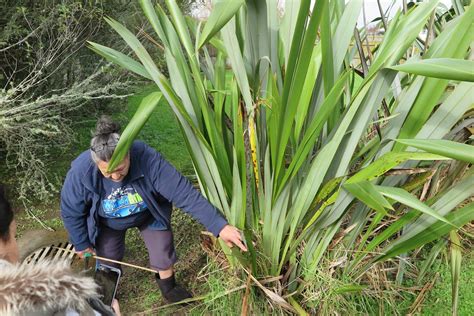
[{"xmin": 95, "ymin": 224, "xmax": 177, "ymax": 271}]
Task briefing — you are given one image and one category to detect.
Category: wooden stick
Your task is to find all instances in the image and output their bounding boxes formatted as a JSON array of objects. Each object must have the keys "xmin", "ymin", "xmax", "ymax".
[
  {"xmin": 93, "ymin": 255, "xmax": 159, "ymax": 274},
  {"xmin": 52, "ymin": 247, "xmax": 158, "ymax": 274}
]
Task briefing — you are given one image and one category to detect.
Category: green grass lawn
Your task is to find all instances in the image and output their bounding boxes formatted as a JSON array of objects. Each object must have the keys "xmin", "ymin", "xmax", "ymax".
[{"xmin": 421, "ymin": 254, "xmax": 474, "ymax": 315}]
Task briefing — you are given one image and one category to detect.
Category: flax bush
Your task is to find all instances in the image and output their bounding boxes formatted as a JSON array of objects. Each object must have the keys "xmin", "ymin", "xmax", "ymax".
[{"xmin": 93, "ymin": 0, "xmax": 473, "ymax": 313}]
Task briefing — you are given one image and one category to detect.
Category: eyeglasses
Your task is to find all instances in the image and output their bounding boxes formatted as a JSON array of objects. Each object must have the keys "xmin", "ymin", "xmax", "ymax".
[{"xmin": 90, "ymin": 142, "xmax": 118, "ymax": 153}]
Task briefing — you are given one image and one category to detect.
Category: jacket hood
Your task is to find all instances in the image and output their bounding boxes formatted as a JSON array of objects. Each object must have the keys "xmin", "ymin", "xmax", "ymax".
[{"xmin": 0, "ymin": 259, "xmax": 99, "ymax": 315}]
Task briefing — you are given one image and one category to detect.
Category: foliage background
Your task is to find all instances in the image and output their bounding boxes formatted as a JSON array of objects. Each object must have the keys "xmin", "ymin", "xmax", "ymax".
[{"xmin": 0, "ymin": 0, "xmax": 158, "ymax": 203}]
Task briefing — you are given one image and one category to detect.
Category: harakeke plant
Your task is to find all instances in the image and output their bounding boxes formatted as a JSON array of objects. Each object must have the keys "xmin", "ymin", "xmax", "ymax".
[{"xmin": 90, "ymin": 0, "xmax": 473, "ymax": 312}]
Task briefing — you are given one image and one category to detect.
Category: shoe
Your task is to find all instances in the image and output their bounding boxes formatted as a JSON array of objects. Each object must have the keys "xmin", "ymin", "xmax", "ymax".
[{"xmin": 156, "ymin": 273, "xmax": 192, "ymax": 304}]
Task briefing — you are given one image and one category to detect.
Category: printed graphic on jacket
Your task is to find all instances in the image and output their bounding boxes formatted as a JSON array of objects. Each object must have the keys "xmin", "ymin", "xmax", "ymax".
[{"xmin": 102, "ymin": 185, "xmax": 148, "ymax": 218}]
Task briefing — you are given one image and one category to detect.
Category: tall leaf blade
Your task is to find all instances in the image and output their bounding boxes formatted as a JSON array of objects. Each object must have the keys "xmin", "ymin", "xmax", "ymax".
[
  {"xmin": 197, "ymin": 0, "xmax": 245, "ymax": 48},
  {"xmin": 278, "ymin": 71, "xmax": 350, "ymax": 195},
  {"xmin": 332, "ymin": 0, "xmax": 363, "ymax": 70},
  {"xmin": 293, "ymin": 44, "xmax": 322, "ymax": 140},
  {"xmin": 376, "ymin": 186, "xmax": 457, "ymax": 227},
  {"xmin": 395, "ymin": 139, "xmax": 474, "ymax": 164},
  {"xmin": 276, "ymin": 0, "xmax": 327, "ymax": 179},
  {"xmin": 344, "ymin": 181, "xmax": 393, "ymax": 214},
  {"xmin": 221, "ymin": 18, "xmax": 253, "ymax": 112},
  {"xmin": 395, "ymin": 5, "xmax": 474, "ymax": 145},
  {"xmin": 87, "ymin": 41, "xmax": 152, "ymax": 80},
  {"xmin": 389, "ymin": 58, "xmax": 474, "ymax": 82},
  {"xmin": 139, "ymin": 0, "xmax": 170, "ymax": 47},
  {"xmin": 165, "ymin": 0, "xmax": 194, "ymax": 57},
  {"xmin": 280, "ymin": 0, "xmax": 301, "ymax": 65},
  {"xmin": 450, "ymin": 230, "xmax": 462, "ymax": 315},
  {"xmin": 376, "ymin": 203, "xmax": 473, "ymax": 262},
  {"xmin": 347, "ymin": 151, "xmax": 449, "ymax": 184},
  {"xmin": 108, "ymin": 91, "xmax": 162, "ymax": 171},
  {"xmin": 416, "ymin": 82, "xmax": 474, "ymax": 139},
  {"xmin": 320, "ymin": 0, "xmax": 334, "ymax": 98}
]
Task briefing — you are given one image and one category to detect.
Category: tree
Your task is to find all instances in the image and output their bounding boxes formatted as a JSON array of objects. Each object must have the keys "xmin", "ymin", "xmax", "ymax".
[{"xmin": 0, "ymin": 1, "xmax": 132, "ymax": 204}]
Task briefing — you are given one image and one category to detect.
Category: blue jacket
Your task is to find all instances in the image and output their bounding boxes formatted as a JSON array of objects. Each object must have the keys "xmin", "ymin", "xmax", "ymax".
[{"xmin": 60, "ymin": 141, "xmax": 228, "ymax": 251}]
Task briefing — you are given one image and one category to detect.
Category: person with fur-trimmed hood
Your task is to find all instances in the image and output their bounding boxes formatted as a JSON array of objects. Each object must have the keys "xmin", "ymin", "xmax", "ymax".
[{"xmin": 0, "ymin": 185, "xmax": 120, "ymax": 315}]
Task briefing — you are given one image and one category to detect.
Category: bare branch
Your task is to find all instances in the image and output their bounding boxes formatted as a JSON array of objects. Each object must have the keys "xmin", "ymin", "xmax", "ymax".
[{"xmin": 0, "ymin": 26, "xmax": 41, "ymax": 52}]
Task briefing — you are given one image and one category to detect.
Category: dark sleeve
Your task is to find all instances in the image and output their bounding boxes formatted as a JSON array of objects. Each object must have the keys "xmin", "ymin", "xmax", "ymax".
[
  {"xmin": 60, "ymin": 168, "xmax": 91, "ymax": 251},
  {"xmin": 147, "ymin": 147, "xmax": 228, "ymax": 237}
]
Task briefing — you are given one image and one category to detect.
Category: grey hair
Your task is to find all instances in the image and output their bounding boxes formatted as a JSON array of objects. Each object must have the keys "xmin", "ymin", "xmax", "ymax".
[{"xmin": 90, "ymin": 116, "xmax": 121, "ymax": 163}]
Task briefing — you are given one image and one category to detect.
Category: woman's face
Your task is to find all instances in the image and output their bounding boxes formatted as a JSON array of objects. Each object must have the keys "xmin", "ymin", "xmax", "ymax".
[
  {"xmin": 0, "ymin": 220, "xmax": 19, "ymax": 263},
  {"xmin": 97, "ymin": 155, "xmax": 130, "ymax": 182}
]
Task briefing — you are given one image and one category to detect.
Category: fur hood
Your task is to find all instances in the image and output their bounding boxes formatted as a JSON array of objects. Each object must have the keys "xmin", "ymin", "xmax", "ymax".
[{"xmin": 0, "ymin": 259, "xmax": 99, "ymax": 315}]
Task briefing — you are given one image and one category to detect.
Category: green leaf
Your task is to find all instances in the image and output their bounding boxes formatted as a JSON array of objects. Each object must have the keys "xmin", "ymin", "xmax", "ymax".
[
  {"xmin": 332, "ymin": 0, "xmax": 363, "ymax": 70},
  {"xmin": 87, "ymin": 41, "xmax": 151, "ymax": 80},
  {"xmin": 347, "ymin": 151, "xmax": 449, "ymax": 184},
  {"xmin": 276, "ymin": 0, "xmax": 327, "ymax": 180},
  {"xmin": 108, "ymin": 91, "xmax": 162, "ymax": 171},
  {"xmin": 376, "ymin": 186, "xmax": 457, "ymax": 227},
  {"xmin": 395, "ymin": 4, "xmax": 474, "ymax": 145},
  {"xmin": 344, "ymin": 181, "xmax": 393, "ymax": 214},
  {"xmin": 165, "ymin": 0, "xmax": 194, "ymax": 57},
  {"xmin": 293, "ymin": 41, "xmax": 321, "ymax": 139},
  {"xmin": 278, "ymin": 70, "xmax": 350, "ymax": 194},
  {"xmin": 366, "ymin": 174, "xmax": 474, "ymax": 254},
  {"xmin": 320, "ymin": 0, "xmax": 334, "ymax": 98},
  {"xmin": 280, "ymin": 0, "xmax": 301, "ymax": 65},
  {"xmin": 395, "ymin": 139, "xmax": 474, "ymax": 164},
  {"xmin": 450, "ymin": 230, "xmax": 462, "ymax": 315},
  {"xmin": 197, "ymin": 0, "xmax": 245, "ymax": 49},
  {"xmin": 389, "ymin": 58, "xmax": 474, "ymax": 82},
  {"xmin": 333, "ymin": 284, "xmax": 368, "ymax": 294},
  {"xmin": 416, "ymin": 82, "xmax": 474, "ymax": 139},
  {"xmin": 221, "ymin": 18, "xmax": 253, "ymax": 113},
  {"xmin": 229, "ymin": 150, "xmax": 244, "ymax": 227},
  {"xmin": 416, "ymin": 239, "xmax": 446, "ymax": 283},
  {"xmin": 376, "ymin": 203, "xmax": 473, "ymax": 262},
  {"xmin": 139, "ymin": 0, "xmax": 169, "ymax": 47}
]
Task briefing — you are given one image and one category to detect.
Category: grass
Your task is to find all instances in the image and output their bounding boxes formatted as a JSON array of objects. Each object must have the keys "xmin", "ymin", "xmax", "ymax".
[
  {"xmin": 421, "ymin": 254, "xmax": 474, "ymax": 315},
  {"xmin": 185, "ymin": 261, "xmax": 273, "ymax": 315}
]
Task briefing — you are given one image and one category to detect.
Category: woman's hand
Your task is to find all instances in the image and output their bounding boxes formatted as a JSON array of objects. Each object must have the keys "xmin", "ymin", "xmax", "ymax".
[
  {"xmin": 218, "ymin": 225, "xmax": 248, "ymax": 252},
  {"xmin": 111, "ymin": 299, "xmax": 121, "ymax": 316},
  {"xmin": 76, "ymin": 247, "xmax": 95, "ymax": 259}
]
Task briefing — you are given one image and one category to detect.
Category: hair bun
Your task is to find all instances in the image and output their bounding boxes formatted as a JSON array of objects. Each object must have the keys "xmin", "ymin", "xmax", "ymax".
[{"xmin": 94, "ymin": 115, "xmax": 121, "ymax": 136}]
